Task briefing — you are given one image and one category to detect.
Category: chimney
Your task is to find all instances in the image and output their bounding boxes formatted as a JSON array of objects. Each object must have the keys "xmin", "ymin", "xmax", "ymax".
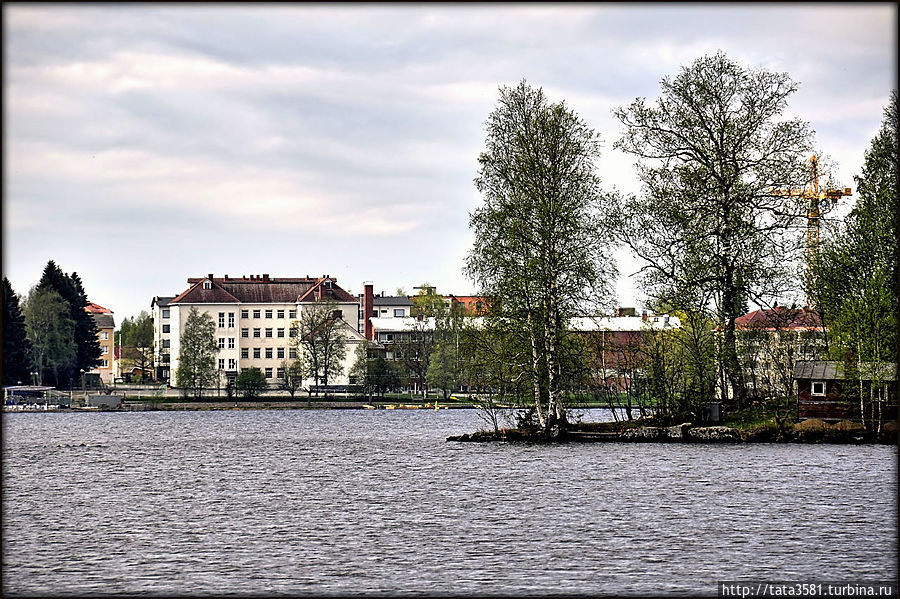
[
  {"xmin": 208, "ymin": 273, "xmax": 214, "ymax": 280},
  {"xmin": 364, "ymin": 283, "xmax": 374, "ymax": 341},
  {"xmin": 224, "ymin": 274, "xmax": 229, "ymax": 280},
  {"xmin": 263, "ymin": 274, "xmax": 269, "ymax": 281}
]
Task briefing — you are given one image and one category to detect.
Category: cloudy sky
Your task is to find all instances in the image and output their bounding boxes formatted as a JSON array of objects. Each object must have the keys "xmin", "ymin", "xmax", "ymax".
[{"xmin": 4, "ymin": 3, "xmax": 896, "ymax": 322}]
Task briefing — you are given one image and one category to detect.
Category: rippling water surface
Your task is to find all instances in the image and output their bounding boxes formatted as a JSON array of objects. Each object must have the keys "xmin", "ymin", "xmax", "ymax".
[{"xmin": 2, "ymin": 409, "xmax": 896, "ymax": 596}]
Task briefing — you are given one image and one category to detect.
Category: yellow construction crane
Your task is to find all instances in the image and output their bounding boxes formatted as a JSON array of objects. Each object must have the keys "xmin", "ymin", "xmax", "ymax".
[{"xmin": 771, "ymin": 155, "xmax": 852, "ymax": 306}]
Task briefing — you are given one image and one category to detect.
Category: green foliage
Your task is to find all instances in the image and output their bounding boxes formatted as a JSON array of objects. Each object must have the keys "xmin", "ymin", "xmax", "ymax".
[
  {"xmin": 175, "ymin": 307, "xmax": 218, "ymax": 399},
  {"xmin": 35, "ymin": 260, "xmax": 102, "ymax": 383},
  {"xmin": 3, "ymin": 278, "xmax": 32, "ymax": 385},
  {"xmin": 292, "ymin": 300, "xmax": 348, "ymax": 393},
  {"xmin": 117, "ymin": 311, "xmax": 155, "ymax": 381},
  {"xmin": 279, "ymin": 358, "xmax": 305, "ymax": 398},
  {"xmin": 411, "ymin": 287, "xmax": 448, "ymax": 318},
  {"xmin": 426, "ymin": 342, "xmax": 457, "ymax": 400},
  {"xmin": 815, "ymin": 91, "xmax": 898, "ymax": 430},
  {"xmin": 118, "ymin": 311, "xmax": 153, "ymax": 348},
  {"xmin": 236, "ymin": 367, "xmax": 268, "ymax": 399},
  {"xmin": 466, "ymin": 80, "xmax": 616, "ymax": 431},
  {"xmin": 23, "ymin": 287, "xmax": 76, "ymax": 387},
  {"xmin": 612, "ymin": 52, "xmax": 815, "ymax": 408}
]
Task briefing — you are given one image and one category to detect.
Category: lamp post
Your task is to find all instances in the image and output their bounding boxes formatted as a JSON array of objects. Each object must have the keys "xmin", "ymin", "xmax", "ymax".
[{"xmin": 80, "ymin": 369, "xmax": 86, "ymax": 405}]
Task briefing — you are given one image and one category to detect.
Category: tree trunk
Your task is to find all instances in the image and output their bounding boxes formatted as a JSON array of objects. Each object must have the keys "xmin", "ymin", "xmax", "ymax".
[{"xmin": 527, "ymin": 313, "xmax": 546, "ymax": 429}]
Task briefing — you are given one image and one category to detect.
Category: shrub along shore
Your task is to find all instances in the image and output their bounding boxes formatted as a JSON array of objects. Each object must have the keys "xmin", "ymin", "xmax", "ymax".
[{"xmin": 447, "ymin": 417, "xmax": 898, "ymax": 445}]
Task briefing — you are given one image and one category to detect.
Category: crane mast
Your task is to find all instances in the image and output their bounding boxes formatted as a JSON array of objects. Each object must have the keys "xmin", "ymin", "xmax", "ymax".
[{"xmin": 772, "ymin": 155, "xmax": 852, "ymax": 307}]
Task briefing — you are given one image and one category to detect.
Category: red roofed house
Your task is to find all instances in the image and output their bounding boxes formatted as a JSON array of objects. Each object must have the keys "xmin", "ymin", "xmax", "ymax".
[
  {"xmin": 84, "ymin": 303, "xmax": 116, "ymax": 385},
  {"xmin": 164, "ymin": 274, "xmax": 364, "ymax": 390},
  {"xmin": 734, "ymin": 306, "xmax": 827, "ymax": 399}
]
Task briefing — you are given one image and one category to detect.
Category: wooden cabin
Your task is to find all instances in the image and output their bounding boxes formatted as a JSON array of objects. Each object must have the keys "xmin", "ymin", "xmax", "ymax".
[{"xmin": 793, "ymin": 360, "xmax": 897, "ymax": 421}]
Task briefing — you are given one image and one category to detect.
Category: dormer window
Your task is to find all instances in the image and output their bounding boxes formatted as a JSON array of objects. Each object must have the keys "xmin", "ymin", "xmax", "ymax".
[{"xmin": 203, "ymin": 280, "xmax": 212, "ymax": 290}]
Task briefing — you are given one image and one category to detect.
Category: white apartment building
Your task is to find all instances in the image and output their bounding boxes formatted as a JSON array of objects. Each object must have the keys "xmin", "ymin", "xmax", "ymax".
[{"xmin": 160, "ymin": 274, "xmax": 364, "ymax": 389}]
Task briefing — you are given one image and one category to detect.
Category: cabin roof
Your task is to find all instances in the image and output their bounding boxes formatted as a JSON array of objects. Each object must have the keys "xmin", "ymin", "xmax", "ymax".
[{"xmin": 793, "ymin": 360, "xmax": 897, "ymax": 381}]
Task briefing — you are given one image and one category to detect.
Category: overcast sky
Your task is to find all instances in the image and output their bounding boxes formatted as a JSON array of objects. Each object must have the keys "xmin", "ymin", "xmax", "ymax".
[{"xmin": 3, "ymin": 3, "xmax": 897, "ymax": 322}]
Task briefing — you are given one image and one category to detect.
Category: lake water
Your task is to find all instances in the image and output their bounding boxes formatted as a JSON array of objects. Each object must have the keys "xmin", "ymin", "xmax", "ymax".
[{"xmin": 2, "ymin": 409, "xmax": 896, "ymax": 596}]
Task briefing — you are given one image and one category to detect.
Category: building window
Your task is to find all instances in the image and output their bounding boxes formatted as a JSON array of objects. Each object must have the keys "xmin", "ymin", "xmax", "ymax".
[
  {"xmin": 289, "ymin": 327, "xmax": 298, "ymax": 338},
  {"xmin": 253, "ymin": 348, "xmax": 261, "ymax": 359},
  {"xmin": 241, "ymin": 309, "xmax": 249, "ymax": 319},
  {"xmin": 162, "ymin": 339, "xmax": 170, "ymax": 349},
  {"xmin": 203, "ymin": 280, "xmax": 212, "ymax": 290},
  {"xmin": 228, "ymin": 338, "xmax": 235, "ymax": 349},
  {"xmin": 288, "ymin": 310, "xmax": 296, "ymax": 319},
  {"xmin": 253, "ymin": 310, "xmax": 261, "ymax": 319},
  {"xmin": 162, "ymin": 324, "xmax": 170, "ymax": 334},
  {"xmin": 228, "ymin": 313, "xmax": 235, "ymax": 328},
  {"xmin": 812, "ymin": 381, "xmax": 826, "ymax": 397},
  {"xmin": 241, "ymin": 348, "xmax": 249, "ymax": 359},
  {"xmin": 162, "ymin": 309, "xmax": 170, "ymax": 319},
  {"xmin": 289, "ymin": 347, "xmax": 297, "ymax": 359},
  {"xmin": 100, "ymin": 331, "xmax": 109, "ymax": 340},
  {"xmin": 394, "ymin": 309, "xmax": 404, "ymax": 317},
  {"xmin": 265, "ymin": 310, "xmax": 273, "ymax": 319},
  {"xmin": 253, "ymin": 328, "xmax": 261, "ymax": 338},
  {"xmin": 101, "ymin": 346, "xmax": 109, "ymax": 354},
  {"xmin": 277, "ymin": 309, "xmax": 285, "ymax": 319},
  {"xmin": 219, "ymin": 359, "xmax": 225, "ymax": 370},
  {"xmin": 228, "ymin": 359, "xmax": 237, "ymax": 370},
  {"xmin": 218, "ymin": 338, "xmax": 225, "ymax": 349},
  {"xmin": 242, "ymin": 328, "xmax": 249, "ymax": 338},
  {"xmin": 218, "ymin": 313, "xmax": 225, "ymax": 328},
  {"xmin": 100, "ymin": 359, "xmax": 108, "ymax": 368},
  {"xmin": 265, "ymin": 328, "xmax": 273, "ymax": 338},
  {"xmin": 277, "ymin": 347, "xmax": 285, "ymax": 359},
  {"xmin": 277, "ymin": 367, "xmax": 285, "ymax": 379},
  {"xmin": 265, "ymin": 348, "xmax": 273, "ymax": 359},
  {"xmin": 265, "ymin": 368, "xmax": 273, "ymax": 379},
  {"xmin": 277, "ymin": 328, "xmax": 285, "ymax": 338}
]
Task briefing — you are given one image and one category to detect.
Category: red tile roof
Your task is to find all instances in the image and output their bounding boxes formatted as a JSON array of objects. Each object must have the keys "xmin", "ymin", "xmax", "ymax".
[
  {"xmin": 735, "ymin": 307, "xmax": 824, "ymax": 331},
  {"xmin": 84, "ymin": 302, "xmax": 112, "ymax": 313},
  {"xmin": 170, "ymin": 276, "xmax": 357, "ymax": 305}
]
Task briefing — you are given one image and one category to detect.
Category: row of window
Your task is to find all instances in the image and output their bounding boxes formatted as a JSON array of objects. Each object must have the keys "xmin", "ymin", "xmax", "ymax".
[
  {"xmin": 239, "ymin": 309, "xmax": 297, "ymax": 320},
  {"xmin": 155, "ymin": 309, "xmax": 301, "ymax": 331},
  {"xmin": 359, "ymin": 309, "xmax": 407, "ymax": 319},
  {"xmin": 239, "ymin": 346, "xmax": 297, "ymax": 360},
  {"xmin": 215, "ymin": 361, "xmax": 287, "ymax": 379},
  {"xmin": 240, "ymin": 327, "xmax": 295, "ymax": 339}
]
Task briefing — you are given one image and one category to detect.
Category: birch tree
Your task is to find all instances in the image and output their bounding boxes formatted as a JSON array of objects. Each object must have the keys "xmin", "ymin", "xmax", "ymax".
[
  {"xmin": 612, "ymin": 52, "xmax": 814, "ymax": 409},
  {"xmin": 292, "ymin": 300, "xmax": 348, "ymax": 395},
  {"xmin": 175, "ymin": 307, "xmax": 218, "ymax": 399},
  {"xmin": 466, "ymin": 80, "xmax": 617, "ymax": 434}
]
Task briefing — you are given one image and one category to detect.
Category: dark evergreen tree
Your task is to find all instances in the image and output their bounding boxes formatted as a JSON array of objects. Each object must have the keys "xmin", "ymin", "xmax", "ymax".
[
  {"xmin": 36, "ymin": 261, "xmax": 101, "ymax": 383},
  {"xmin": 3, "ymin": 277, "xmax": 33, "ymax": 385},
  {"xmin": 70, "ymin": 272, "xmax": 102, "ymax": 373}
]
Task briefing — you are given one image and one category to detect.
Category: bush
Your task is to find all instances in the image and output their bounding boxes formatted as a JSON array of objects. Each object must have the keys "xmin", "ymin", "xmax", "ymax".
[{"xmin": 235, "ymin": 368, "xmax": 268, "ymax": 399}]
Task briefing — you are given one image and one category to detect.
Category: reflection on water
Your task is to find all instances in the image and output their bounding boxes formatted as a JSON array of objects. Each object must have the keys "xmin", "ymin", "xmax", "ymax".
[{"xmin": 2, "ymin": 409, "xmax": 896, "ymax": 595}]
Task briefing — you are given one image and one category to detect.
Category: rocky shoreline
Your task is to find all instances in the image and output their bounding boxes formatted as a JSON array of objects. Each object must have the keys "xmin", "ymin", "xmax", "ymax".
[{"xmin": 448, "ymin": 419, "xmax": 898, "ymax": 445}]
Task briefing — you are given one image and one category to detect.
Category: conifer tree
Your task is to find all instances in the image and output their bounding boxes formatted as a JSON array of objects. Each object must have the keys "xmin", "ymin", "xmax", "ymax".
[{"xmin": 3, "ymin": 278, "xmax": 33, "ymax": 385}]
